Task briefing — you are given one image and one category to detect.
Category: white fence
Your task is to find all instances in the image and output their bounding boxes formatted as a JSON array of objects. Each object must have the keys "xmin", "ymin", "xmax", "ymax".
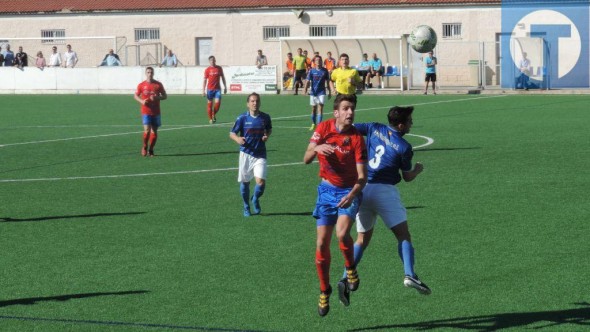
[{"xmin": 0, "ymin": 66, "xmax": 278, "ymax": 94}]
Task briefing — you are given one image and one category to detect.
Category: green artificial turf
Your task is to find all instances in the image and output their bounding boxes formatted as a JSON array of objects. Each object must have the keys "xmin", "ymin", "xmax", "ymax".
[{"xmin": 1, "ymin": 93, "xmax": 589, "ymax": 331}]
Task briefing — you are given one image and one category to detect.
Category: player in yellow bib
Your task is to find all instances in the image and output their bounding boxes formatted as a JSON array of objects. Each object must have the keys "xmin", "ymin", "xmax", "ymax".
[
  {"xmin": 330, "ymin": 53, "xmax": 362, "ymax": 95},
  {"xmin": 292, "ymin": 48, "xmax": 309, "ymax": 95}
]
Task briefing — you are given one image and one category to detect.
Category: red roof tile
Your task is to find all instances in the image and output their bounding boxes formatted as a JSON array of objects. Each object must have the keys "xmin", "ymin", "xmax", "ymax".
[{"xmin": 0, "ymin": 0, "xmax": 500, "ymax": 14}]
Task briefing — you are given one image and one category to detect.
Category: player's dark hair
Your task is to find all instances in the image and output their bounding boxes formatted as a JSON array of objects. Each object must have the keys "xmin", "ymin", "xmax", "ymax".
[
  {"xmin": 388, "ymin": 106, "xmax": 414, "ymax": 127},
  {"xmin": 340, "ymin": 53, "xmax": 349, "ymax": 59},
  {"xmin": 146, "ymin": 66, "xmax": 154, "ymax": 72},
  {"xmin": 247, "ymin": 92, "xmax": 260, "ymax": 102},
  {"xmin": 333, "ymin": 94, "xmax": 357, "ymax": 111},
  {"xmin": 208, "ymin": 55, "xmax": 215, "ymax": 60}
]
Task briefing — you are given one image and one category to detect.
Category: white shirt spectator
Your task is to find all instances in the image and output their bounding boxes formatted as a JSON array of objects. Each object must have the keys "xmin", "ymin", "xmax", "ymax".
[
  {"xmin": 63, "ymin": 50, "xmax": 78, "ymax": 68},
  {"xmin": 49, "ymin": 52, "xmax": 62, "ymax": 67}
]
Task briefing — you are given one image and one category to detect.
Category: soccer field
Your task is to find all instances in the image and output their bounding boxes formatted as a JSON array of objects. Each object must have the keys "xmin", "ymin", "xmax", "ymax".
[{"xmin": 1, "ymin": 93, "xmax": 589, "ymax": 331}]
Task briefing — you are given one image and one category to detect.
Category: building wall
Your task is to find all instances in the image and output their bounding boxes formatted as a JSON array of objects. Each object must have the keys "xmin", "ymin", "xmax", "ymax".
[{"xmin": 0, "ymin": 6, "xmax": 501, "ymax": 86}]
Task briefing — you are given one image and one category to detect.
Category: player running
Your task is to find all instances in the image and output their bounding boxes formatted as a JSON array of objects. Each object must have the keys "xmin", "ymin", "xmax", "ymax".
[
  {"xmin": 203, "ymin": 55, "xmax": 227, "ymax": 124},
  {"xmin": 134, "ymin": 66, "xmax": 167, "ymax": 157},
  {"xmin": 304, "ymin": 56, "xmax": 331, "ymax": 131},
  {"xmin": 337, "ymin": 106, "xmax": 431, "ymax": 307},
  {"xmin": 229, "ymin": 93, "xmax": 272, "ymax": 217},
  {"xmin": 304, "ymin": 94, "xmax": 367, "ymax": 317}
]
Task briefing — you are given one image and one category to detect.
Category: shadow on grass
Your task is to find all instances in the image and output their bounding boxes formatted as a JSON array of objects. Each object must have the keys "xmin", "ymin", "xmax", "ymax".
[
  {"xmin": 0, "ymin": 290, "xmax": 149, "ymax": 308},
  {"xmin": 262, "ymin": 212, "xmax": 312, "ymax": 217},
  {"xmin": 406, "ymin": 206, "xmax": 425, "ymax": 210},
  {"xmin": 350, "ymin": 302, "xmax": 590, "ymax": 332},
  {"xmin": 416, "ymin": 147, "xmax": 481, "ymax": 152},
  {"xmin": 156, "ymin": 150, "xmax": 236, "ymax": 157},
  {"xmin": 1, "ymin": 212, "xmax": 145, "ymax": 223}
]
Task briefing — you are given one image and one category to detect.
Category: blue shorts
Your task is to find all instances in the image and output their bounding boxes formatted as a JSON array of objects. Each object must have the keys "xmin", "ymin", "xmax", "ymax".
[
  {"xmin": 313, "ymin": 181, "xmax": 361, "ymax": 227},
  {"xmin": 142, "ymin": 115, "xmax": 161, "ymax": 127},
  {"xmin": 207, "ymin": 89, "xmax": 222, "ymax": 100}
]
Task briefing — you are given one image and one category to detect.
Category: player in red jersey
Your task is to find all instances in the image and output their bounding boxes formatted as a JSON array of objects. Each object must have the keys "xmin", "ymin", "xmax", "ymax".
[
  {"xmin": 203, "ymin": 55, "xmax": 227, "ymax": 124},
  {"xmin": 134, "ymin": 66, "xmax": 167, "ymax": 157},
  {"xmin": 303, "ymin": 94, "xmax": 367, "ymax": 317}
]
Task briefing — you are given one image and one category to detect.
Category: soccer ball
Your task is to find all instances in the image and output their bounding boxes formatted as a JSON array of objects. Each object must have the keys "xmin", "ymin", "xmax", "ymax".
[{"xmin": 409, "ymin": 25, "xmax": 437, "ymax": 53}]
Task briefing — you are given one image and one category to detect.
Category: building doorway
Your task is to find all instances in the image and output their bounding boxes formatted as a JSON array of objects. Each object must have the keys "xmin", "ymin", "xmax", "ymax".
[{"xmin": 195, "ymin": 38, "xmax": 212, "ymax": 66}]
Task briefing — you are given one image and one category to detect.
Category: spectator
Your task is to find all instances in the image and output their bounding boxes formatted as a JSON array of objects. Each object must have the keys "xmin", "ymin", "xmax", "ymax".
[
  {"xmin": 324, "ymin": 51, "xmax": 336, "ymax": 74},
  {"xmin": 99, "ymin": 49, "xmax": 122, "ymax": 66},
  {"xmin": 0, "ymin": 46, "xmax": 4, "ymax": 66},
  {"xmin": 36, "ymin": 51, "xmax": 46, "ymax": 69},
  {"xmin": 283, "ymin": 52, "xmax": 294, "ymax": 89},
  {"xmin": 255, "ymin": 49, "xmax": 268, "ymax": 68},
  {"xmin": 160, "ymin": 50, "xmax": 177, "ymax": 67},
  {"xmin": 48, "ymin": 46, "xmax": 61, "ymax": 67},
  {"xmin": 303, "ymin": 50, "xmax": 311, "ymax": 71},
  {"xmin": 3, "ymin": 44, "xmax": 15, "ymax": 67},
  {"xmin": 423, "ymin": 50, "xmax": 437, "ymax": 95},
  {"xmin": 357, "ymin": 53, "xmax": 371, "ymax": 89},
  {"xmin": 517, "ymin": 52, "xmax": 531, "ymax": 90},
  {"xmin": 368, "ymin": 53, "xmax": 384, "ymax": 88},
  {"xmin": 63, "ymin": 44, "xmax": 78, "ymax": 68},
  {"xmin": 15, "ymin": 46, "xmax": 28, "ymax": 68}
]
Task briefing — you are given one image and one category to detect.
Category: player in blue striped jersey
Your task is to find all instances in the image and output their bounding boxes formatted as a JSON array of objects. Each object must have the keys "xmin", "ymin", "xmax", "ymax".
[
  {"xmin": 229, "ymin": 93, "xmax": 272, "ymax": 217},
  {"xmin": 304, "ymin": 56, "xmax": 331, "ymax": 131},
  {"xmin": 337, "ymin": 106, "xmax": 431, "ymax": 306}
]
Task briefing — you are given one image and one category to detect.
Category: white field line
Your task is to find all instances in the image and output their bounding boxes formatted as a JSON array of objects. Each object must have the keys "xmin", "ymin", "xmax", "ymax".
[
  {"xmin": 0, "ymin": 95, "xmax": 505, "ymax": 148},
  {"xmin": 0, "ymin": 133, "xmax": 434, "ymax": 183}
]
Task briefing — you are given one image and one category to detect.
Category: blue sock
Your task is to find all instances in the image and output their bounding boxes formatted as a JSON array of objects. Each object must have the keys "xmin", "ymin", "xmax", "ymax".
[
  {"xmin": 253, "ymin": 183, "xmax": 265, "ymax": 200},
  {"xmin": 342, "ymin": 243, "xmax": 364, "ymax": 279},
  {"xmin": 398, "ymin": 240, "xmax": 415, "ymax": 277},
  {"xmin": 317, "ymin": 114, "xmax": 323, "ymax": 124},
  {"xmin": 311, "ymin": 112, "xmax": 316, "ymax": 124},
  {"xmin": 240, "ymin": 182, "xmax": 250, "ymax": 208}
]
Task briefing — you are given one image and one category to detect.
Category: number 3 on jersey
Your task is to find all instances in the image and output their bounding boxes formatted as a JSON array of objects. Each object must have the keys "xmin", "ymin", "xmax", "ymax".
[{"xmin": 369, "ymin": 145, "xmax": 385, "ymax": 169}]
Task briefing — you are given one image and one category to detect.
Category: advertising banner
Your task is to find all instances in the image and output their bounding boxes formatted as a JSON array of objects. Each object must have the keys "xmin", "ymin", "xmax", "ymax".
[{"xmin": 225, "ymin": 65, "xmax": 277, "ymax": 94}]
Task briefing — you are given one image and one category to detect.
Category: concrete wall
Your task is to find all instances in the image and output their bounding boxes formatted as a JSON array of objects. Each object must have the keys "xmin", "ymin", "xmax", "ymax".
[{"xmin": 0, "ymin": 66, "xmax": 277, "ymax": 94}]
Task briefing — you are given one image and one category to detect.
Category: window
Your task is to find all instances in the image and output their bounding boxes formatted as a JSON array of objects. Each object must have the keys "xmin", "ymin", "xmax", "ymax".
[
  {"xmin": 134, "ymin": 28, "xmax": 160, "ymax": 42},
  {"xmin": 263, "ymin": 26, "xmax": 290, "ymax": 41},
  {"xmin": 442, "ymin": 23, "xmax": 462, "ymax": 39},
  {"xmin": 310, "ymin": 25, "xmax": 336, "ymax": 37},
  {"xmin": 41, "ymin": 29, "xmax": 66, "ymax": 44}
]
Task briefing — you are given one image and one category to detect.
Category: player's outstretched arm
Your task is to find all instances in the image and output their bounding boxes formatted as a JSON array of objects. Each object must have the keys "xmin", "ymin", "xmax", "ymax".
[{"xmin": 402, "ymin": 162, "xmax": 424, "ymax": 182}]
